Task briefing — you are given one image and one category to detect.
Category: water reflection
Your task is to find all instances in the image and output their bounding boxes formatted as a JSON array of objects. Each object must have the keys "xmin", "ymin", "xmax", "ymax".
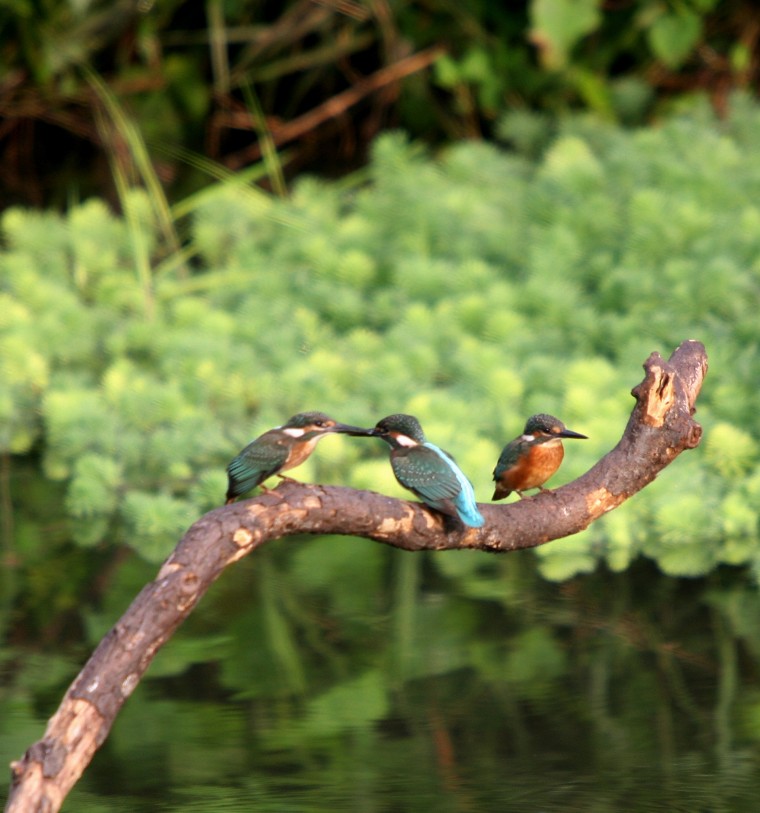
[{"xmin": 3, "ymin": 554, "xmax": 760, "ymax": 812}]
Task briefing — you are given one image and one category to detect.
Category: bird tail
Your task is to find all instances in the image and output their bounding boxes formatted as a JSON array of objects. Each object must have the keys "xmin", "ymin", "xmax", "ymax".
[
  {"xmin": 491, "ymin": 484, "xmax": 512, "ymax": 501},
  {"xmin": 455, "ymin": 494, "xmax": 485, "ymax": 528}
]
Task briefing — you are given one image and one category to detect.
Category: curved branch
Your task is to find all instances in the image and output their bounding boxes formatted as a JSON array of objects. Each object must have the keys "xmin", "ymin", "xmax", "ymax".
[{"xmin": 4, "ymin": 340, "xmax": 707, "ymax": 813}]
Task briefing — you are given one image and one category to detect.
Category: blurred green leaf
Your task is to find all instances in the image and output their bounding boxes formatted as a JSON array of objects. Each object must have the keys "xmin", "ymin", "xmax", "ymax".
[
  {"xmin": 530, "ymin": 0, "xmax": 602, "ymax": 69},
  {"xmin": 536, "ymin": 532, "xmax": 598, "ymax": 581},
  {"xmin": 505, "ymin": 628, "xmax": 566, "ymax": 695},
  {"xmin": 303, "ymin": 669, "xmax": 389, "ymax": 737},
  {"xmin": 648, "ymin": 9, "xmax": 702, "ymax": 68}
]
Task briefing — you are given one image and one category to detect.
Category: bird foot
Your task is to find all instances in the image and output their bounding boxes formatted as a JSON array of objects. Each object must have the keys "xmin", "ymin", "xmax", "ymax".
[{"xmin": 259, "ymin": 484, "xmax": 288, "ymax": 503}]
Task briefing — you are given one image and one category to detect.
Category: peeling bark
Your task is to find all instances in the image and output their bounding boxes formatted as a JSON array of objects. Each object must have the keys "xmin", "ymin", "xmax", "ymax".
[{"xmin": 4, "ymin": 340, "xmax": 707, "ymax": 813}]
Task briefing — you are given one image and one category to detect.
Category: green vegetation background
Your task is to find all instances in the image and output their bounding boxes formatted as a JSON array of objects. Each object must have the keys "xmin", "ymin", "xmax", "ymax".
[
  {"xmin": 4, "ymin": 95, "xmax": 760, "ymax": 809},
  {"xmin": 5, "ymin": 96, "xmax": 759, "ymax": 582},
  {"xmin": 2, "ymin": 0, "xmax": 753, "ymax": 207}
]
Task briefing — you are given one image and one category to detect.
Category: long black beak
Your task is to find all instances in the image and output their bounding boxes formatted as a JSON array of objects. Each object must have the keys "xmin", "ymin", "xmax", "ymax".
[
  {"xmin": 559, "ymin": 428, "xmax": 588, "ymax": 440},
  {"xmin": 328, "ymin": 423, "xmax": 376, "ymax": 437}
]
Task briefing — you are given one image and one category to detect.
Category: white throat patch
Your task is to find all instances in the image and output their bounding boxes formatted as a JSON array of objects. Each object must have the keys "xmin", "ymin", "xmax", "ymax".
[
  {"xmin": 393, "ymin": 432, "xmax": 418, "ymax": 447},
  {"xmin": 283, "ymin": 427, "xmax": 307, "ymax": 438}
]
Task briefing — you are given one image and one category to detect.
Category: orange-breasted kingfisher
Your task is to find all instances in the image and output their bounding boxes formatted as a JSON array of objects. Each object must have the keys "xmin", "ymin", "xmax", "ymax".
[
  {"xmin": 492, "ymin": 413, "xmax": 587, "ymax": 500},
  {"xmin": 225, "ymin": 411, "xmax": 371, "ymax": 504},
  {"xmin": 370, "ymin": 413, "xmax": 485, "ymax": 528}
]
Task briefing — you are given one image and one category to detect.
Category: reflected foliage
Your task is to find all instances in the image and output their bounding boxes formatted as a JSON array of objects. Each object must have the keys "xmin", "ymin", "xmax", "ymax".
[{"xmin": 5, "ymin": 558, "xmax": 760, "ymax": 810}]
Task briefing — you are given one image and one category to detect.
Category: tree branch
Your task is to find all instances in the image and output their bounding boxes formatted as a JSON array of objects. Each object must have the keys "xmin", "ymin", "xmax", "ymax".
[{"xmin": 4, "ymin": 340, "xmax": 707, "ymax": 813}]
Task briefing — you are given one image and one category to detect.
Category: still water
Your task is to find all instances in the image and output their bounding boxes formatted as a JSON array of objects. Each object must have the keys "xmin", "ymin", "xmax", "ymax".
[{"xmin": 3, "ymin": 543, "xmax": 760, "ymax": 812}]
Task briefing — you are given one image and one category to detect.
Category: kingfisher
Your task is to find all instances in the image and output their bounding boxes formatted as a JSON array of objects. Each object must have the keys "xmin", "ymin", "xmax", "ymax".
[
  {"xmin": 492, "ymin": 413, "xmax": 587, "ymax": 500},
  {"xmin": 370, "ymin": 413, "xmax": 485, "ymax": 528},
  {"xmin": 225, "ymin": 411, "xmax": 371, "ymax": 504}
]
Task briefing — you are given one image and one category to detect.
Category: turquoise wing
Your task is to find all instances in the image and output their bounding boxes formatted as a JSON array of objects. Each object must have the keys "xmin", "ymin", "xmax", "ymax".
[
  {"xmin": 391, "ymin": 446, "xmax": 461, "ymax": 514},
  {"xmin": 391, "ymin": 444, "xmax": 484, "ymax": 527}
]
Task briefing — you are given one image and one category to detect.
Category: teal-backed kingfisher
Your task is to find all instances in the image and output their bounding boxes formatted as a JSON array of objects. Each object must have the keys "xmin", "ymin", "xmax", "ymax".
[
  {"xmin": 492, "ymin": 413, "xmax": 587, "ymax": 500},
  {"xmin": 225, "ymin": 411, "xmax": 370, "ymax": 503},
  {"xmin": 370, "ymin": 413, "xmax": 485, "ymax": 528}
]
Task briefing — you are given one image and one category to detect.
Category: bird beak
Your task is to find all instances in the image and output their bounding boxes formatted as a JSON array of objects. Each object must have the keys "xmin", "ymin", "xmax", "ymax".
[
  {"xmin": 328, "ymin": 423, "xmax": 376, "ymax": 437},
  {"xmin": 559, "ymin": 428, "xmax": 588, "ymax": 440}
]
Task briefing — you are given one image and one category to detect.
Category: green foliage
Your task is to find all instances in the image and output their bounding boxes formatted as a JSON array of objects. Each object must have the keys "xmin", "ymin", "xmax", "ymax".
[
  {"xmin": 1, "ymin": 0, "xmax": 756, "ymax": 209},
  {"xmin": 300, "ymin": 669, "xmax": 389, "ymax": 740},
  {"xmin": 529, "ymin": 0, "xmax": 602, "ymax": 71},
  {"xmin": 648, "ymin": 5, "xmax": 705, "ymax": 68},
  {"xmin": 4, "ymin": 95, "xmax": 760, "ymax": 585},
  {"xmin": 535, "ymin": 532, "xmax": 600, "ymax": 582}
]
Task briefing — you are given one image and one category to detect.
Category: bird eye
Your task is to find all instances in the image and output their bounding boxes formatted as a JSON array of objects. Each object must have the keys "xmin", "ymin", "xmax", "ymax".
[{"xmin": 315, "ymin": 420, "xmax": 326, "ymax": 427}]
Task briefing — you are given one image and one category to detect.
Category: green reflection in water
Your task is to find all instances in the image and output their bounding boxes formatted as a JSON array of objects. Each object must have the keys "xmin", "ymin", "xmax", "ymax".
[{"xmin": 3, "ymin": 549, "xmax": 760, "ymax": 812}]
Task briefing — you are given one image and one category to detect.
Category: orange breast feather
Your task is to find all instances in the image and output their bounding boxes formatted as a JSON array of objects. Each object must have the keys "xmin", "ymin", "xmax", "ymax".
[
  {"xmin": 504, "ymin": 442, "xmax": 564, "ymax": 492},
  {"xmin": 281, "ymin": 436, "xmax": 320, "ymax": 472}
]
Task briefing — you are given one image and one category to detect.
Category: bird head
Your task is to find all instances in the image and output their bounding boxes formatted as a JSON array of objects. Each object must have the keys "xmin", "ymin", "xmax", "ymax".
[
  {"xmin": 280, "ymin": 411, "xmax": 373, "ymax": 438},
  {"xmin": 370, "ymin": 413, "xmax": 426, "ymax": 448},
  {"xmin": 523, "ymin": 413, "xmax": 587, "ymax": 442}
]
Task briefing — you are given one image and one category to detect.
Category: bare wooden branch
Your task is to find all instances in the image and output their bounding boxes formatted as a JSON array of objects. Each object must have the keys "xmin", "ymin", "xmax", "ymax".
[{"xmin": 4, "ymin": 340, "xmax": 707, "ymax": 813}]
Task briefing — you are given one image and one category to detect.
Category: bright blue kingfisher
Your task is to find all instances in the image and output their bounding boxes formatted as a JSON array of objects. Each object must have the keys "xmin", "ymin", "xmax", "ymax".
[
  {"xmin": 492, "ymin": 413, "xmax": 587, "ymax": 500},
  {"xmin": 370, "ymin": 413, "xmax": 485, "ymax": 528},
  {"xmin": 225, "ymin": 411, "xmax": 371, "ymax": 504}
]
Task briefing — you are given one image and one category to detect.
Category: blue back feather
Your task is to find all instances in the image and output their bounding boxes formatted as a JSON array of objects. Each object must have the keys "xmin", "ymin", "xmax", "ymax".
[{"xmin": 423, "ymin": 442, "xmax": 484, "ymax": 528}]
